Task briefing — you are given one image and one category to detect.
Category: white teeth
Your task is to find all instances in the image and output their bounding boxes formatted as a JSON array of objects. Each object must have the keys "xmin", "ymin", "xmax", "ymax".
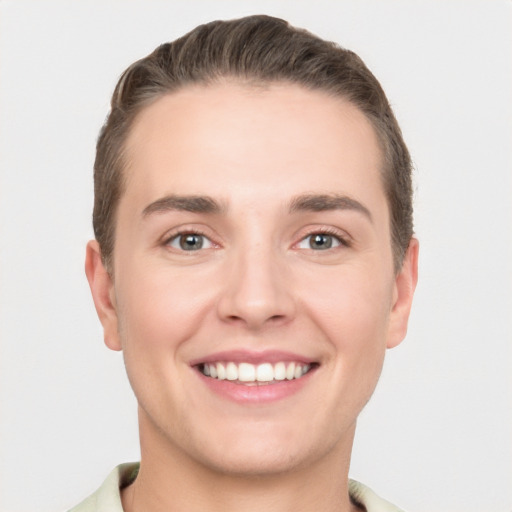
[
  {"xmin": 239, "ymin": 363, "xmax": 256, "ymax": 382},
  {"xmin": 274, "ymin": 362, "xmax": 286, "ymax": 381},
  {"xmin": 201, "ymin": 361, "xmax": 313, "ymax": 383},
  {"xmin": 226, "ymin": 362, "xmax": 238, "ymax": 381},
  {"xmin": 256, "ymin": 363, "xmax": 274, "ymax": 382},
  {"xmin": 215, "ymin": 362, "xmax": 225, "ymax": 380},
  {"xmin": 286, "ymin": 362, "xmax": 296, "ymax": 380}
]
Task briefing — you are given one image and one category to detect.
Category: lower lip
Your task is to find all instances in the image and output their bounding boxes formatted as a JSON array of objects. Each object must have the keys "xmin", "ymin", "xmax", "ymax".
[{"xmin": 195, "ymin": 369, "xmax": 315, "ymax": 404}]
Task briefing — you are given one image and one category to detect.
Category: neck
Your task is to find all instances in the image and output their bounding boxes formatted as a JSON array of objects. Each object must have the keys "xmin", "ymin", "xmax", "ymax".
[{"xmin": 122, "ymin": 410, "xmax": 360, "ymax": 512}]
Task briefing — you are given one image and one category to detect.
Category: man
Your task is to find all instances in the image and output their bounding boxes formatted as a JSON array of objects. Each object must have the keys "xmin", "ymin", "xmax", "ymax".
[{"xmin": 73, "ymin": 15, "xmax": 418, "ymax": 512}]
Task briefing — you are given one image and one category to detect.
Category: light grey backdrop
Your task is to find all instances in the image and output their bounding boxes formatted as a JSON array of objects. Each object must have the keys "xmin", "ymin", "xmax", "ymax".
[{"xmin": 1, "ymin": 1, "xmax": 511, "ymax": 511}]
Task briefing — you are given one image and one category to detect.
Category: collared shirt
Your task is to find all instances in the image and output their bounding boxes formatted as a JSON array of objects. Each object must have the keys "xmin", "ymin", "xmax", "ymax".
[{"xmin": 68, "ymin": 463, "xmax": 405, "ymax": 512}]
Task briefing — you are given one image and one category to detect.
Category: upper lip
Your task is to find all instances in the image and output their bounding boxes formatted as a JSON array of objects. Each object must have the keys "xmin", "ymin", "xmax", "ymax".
[{"xmin": 189, "ymin": 349, "xmax": 318, "ymax": 366}]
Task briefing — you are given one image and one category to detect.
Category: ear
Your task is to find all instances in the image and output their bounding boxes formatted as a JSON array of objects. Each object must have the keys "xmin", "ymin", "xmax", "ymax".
[
  {"xmin": 85, "ymin": 240, "xmax": 122, "ymax": 351},
  {"xmin": 386, "ymin": 237, "xmax": 419, "ymax": 349}
]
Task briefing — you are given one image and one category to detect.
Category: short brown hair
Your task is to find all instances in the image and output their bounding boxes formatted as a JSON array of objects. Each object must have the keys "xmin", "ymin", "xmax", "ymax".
[{"xmin": 93, "ymin": 15, "xmax": 413, "ymax": 271}]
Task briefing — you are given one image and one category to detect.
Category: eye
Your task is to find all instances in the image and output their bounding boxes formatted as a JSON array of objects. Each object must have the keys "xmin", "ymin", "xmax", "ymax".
[
  {"xmin": 167, "ymin": 233, "xmax": 213, "ymax": 251},
  {"xmin": 297, "ymin": 233, "xmax": 343, "ymax": 251}
]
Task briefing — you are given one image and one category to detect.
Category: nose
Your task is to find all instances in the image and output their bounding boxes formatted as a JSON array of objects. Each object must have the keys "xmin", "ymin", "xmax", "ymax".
[{"xmin": 216, "ymin": 243, "xmax": 296, "ymax": 330}]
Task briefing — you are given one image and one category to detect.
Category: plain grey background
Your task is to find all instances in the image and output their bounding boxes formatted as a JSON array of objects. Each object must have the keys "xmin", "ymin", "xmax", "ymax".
[{"xmin": 1, "ymin": 1, "xmax": 511, "ymax": 511}]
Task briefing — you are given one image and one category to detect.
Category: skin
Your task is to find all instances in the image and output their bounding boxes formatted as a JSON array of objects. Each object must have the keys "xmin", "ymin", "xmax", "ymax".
[{"xmin": 86, "ymin": 82, "xmax": 418, "ymax": 512}]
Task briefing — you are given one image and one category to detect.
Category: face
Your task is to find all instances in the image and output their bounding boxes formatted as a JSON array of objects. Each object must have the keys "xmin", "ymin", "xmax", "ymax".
[{"xmin": 86, "ymin": 83, "xmax": 418, "ymax": 476}]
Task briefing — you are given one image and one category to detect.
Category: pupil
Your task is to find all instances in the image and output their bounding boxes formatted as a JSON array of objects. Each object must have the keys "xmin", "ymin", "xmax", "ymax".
[
  {"xmin": 180, "ymin": 234, "xmax": 203, "ymax": 250},
  {"xmin": 311, "ymin": 234, "xmax": 332, "ymax": 250}
]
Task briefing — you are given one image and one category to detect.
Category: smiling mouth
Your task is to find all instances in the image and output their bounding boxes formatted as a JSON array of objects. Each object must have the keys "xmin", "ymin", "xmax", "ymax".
[{"xmin": 197, "ymin": 361, "xmax": 317, "ymax": 385}]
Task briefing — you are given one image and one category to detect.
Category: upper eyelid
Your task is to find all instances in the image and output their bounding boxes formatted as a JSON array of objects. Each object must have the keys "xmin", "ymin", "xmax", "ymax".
[
  {"xmin": 161, "ymin": 225, "xmax": 215, "ymax": 243},
  {"xmin": 295, "ymin": 225, "xmax": 352, "ymax": 243}
]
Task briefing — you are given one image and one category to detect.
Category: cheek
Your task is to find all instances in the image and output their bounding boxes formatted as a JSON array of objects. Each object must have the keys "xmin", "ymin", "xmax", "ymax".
[
  {"xmin": 301, "ymin": 266, "xmax": 392, "ymax": 385},
  {"xmin": 303, "ymin": 265, "xmax": 393, "ymax": 340},
  {"xmin": 112, "ymin": 266, "xmax": 208, "ymax": 411},
  {"xmin": 113, "ymin": 260, "xmax": 221, "ymax": 358}
]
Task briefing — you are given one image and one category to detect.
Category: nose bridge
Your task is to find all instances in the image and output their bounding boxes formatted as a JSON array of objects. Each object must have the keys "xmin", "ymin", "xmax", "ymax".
[{"xmin": 217, "ymin": 235, "xmax": 295, "ymax": 328}]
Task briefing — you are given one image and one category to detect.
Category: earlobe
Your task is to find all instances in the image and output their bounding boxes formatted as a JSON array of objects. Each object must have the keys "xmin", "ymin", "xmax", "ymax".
[
  {"xmin": 85, "ymin": 240, "xmax": 122, "ymax": 351},
  {"xmin": 386, "ymin": 238, "xmax": 419, "ymax": 349}
]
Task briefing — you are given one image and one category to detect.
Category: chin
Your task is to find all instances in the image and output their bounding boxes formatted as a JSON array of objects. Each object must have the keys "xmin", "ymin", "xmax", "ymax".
[
  {"xmin": 194, "ymin": 442, "xmax": 314, "ymax": 477},
  {"xmin": 184, "ymin": 419, "xmax": 348, "ymax": 478}
]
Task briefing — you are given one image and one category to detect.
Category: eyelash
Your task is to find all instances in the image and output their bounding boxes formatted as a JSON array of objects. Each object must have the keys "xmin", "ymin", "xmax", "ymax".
[
  {"xmin": 163, "ymin": 229, "xmax": 216, "ymax": 252},
  {"xmin": 296, "ymin": 227, "xmax": 351, "ymax": 251},
  {"xmin": 163, "ymin": 226, "xmax": 350, "ymax": 253}
]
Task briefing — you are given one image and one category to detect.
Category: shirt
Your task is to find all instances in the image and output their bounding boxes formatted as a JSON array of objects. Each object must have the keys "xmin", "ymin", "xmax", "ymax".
[{"xmin": 68, "ymin": 463, "xmax": 405, "ymax": 512}]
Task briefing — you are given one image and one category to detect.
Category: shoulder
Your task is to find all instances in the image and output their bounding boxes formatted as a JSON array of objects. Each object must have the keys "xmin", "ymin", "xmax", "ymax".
[
  {"xmin": 67, "ymin": 465, "xmax": 404, "ymax": 512},
  {"xmin": 67, "ymin": 463, "xmax": 139, "ymax": 512},
  {"xmin": 349, "ymin": 479, "xmax": 407, "ymax": 512}
]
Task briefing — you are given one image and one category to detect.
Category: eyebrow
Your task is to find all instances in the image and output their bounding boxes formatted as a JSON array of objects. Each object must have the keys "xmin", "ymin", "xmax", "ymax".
[
  {"xmin": 289, "ymin": 193, "xmax": 373, "ymax": 222},
  {"xmin": 142, "ymin": 192, "xmax": 372, "ymax": 222},
  {"xmin": 142, "ymin": 195, "xmax": 224, "ymax": 217}
]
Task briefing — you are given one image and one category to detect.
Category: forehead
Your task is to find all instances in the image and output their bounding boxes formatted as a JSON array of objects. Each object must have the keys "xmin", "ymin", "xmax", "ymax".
[{"xmin": 122, "ymin": 82, "xmax": 385, "ymax": 212}]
